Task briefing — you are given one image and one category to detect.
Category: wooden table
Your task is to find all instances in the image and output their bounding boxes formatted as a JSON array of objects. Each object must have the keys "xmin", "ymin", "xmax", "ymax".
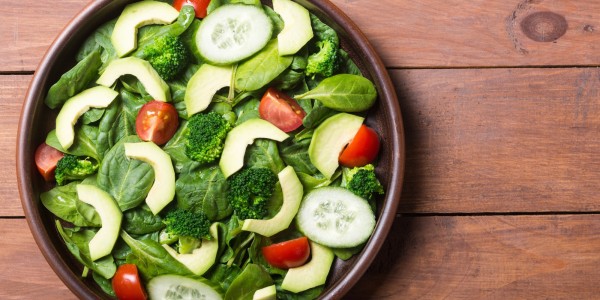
[{"xmin": 2, "ymin": 0, "xmax": 600, "ymax": 299}]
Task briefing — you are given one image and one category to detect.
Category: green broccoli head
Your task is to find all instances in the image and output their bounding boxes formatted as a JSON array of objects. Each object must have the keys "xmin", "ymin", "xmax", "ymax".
[
  {"xmin": 54, "ymin": 154, "xmax": 98, "ymax": 186},
  {"xmin": 184, "ymin": 112, "xmax": 232, "ymax": 164},
  {"xmin": 345, "ymin": 164, "xmax": 384, "ymax": 200},
  {"xmin": 305, "ymin": 37, "xmax": 340, "ymax": 78},
  {"xmin": 227, "ymin": 168, "xmax": 278, "ymax": 220},
  {"xmin": 143, "ymin": 35, "xmax": 189, "ymax": 81},
  {"xmin": 163, "ymin": 208, "xmax": 212, "ymax": 240}
]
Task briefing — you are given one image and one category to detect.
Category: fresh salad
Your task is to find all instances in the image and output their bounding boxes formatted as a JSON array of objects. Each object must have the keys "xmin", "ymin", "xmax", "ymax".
[{"xmin": 34, "ymin": 0, "xmax": 385, "ymax": 299}]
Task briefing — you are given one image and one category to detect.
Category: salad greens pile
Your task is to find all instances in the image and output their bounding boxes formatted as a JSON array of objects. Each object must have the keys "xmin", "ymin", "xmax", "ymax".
[{"xmin": 38, "ymin": 0, "xmax": 385, "ymax": 299}]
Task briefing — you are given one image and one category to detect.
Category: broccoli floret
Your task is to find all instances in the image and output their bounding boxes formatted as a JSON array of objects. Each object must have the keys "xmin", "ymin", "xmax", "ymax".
[
  {"xmin": 184, "ymin": 112, "xmax": 232, "ymax": 164},
  {"xmin": 344, "ymin": 164, "xmax": 384, "ymax": 200},
  {"xmin": 227, "ymin": 168, "xmax": 278, "ymax": 220},
  {"xmin": 54, "ymin": 154, "xmax": 98, "ymax": 186},
  {"xmin": 305, "ymin": 37, "xmax": 339, "ymax": 78},
  {"xmin": 141, "ymin": 35, "xmax": 189, "ymax": 81},
  {"xmin": 163, "ymin": 208, "xmax": 212, "ymax": 240}
]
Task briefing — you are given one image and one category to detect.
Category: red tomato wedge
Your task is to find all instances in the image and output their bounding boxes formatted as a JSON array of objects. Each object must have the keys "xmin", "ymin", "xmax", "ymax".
[
  {"xmin": 173, "ymin": 0, "xmax": 211, "ymax": 18},
  {"xmin": 339, "ymin": 124, "xmax": 380, "ymax": 168},
  {"xmin": 262, "ymin": 236, "xmax": 310, "ymax": 269},
  {"xmin": 135, "ymin": 100, "xmax": 179, "ymax": 145},
  {"xmin": 112, "ymin": 264, "xmax": 147, "ymax": 300},
  {"xmin": 34, "ymin": 143, "xmax": 64, "ymax": 182},
  {"xmin": 259, "ymin": 87, "xmax": 306, "ymax": 132}
]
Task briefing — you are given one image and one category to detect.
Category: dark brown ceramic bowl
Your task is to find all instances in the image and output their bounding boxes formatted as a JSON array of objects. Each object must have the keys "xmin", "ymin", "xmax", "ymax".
[{"xmin": 17, "ymin": 0, "xmax": 405, "ymax": 299}]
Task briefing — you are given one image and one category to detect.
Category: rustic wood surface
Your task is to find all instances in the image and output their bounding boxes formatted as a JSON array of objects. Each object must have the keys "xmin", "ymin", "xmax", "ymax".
[{"xmin": 2, "ymin": 0, "xmax": 600, "ymax": 299}]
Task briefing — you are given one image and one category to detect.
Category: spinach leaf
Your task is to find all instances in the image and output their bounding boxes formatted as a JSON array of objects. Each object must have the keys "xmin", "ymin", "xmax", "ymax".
[
  {"xmin": 109, "ymin": 90, "xmax": 146, "ymax": 146},
  {"xmin": 337, "ymin": 49, "xmax": 362, "ymax": 76},
  {"xmin": 121, "ymin": 231, "xmax": 192, "ymax": 280},
  {"xmin": 168, "ymin": 64, "xmax": 201, "ymax": 119},
  {"xmin": 76, "ymin": 19, "xmax": 117, "ymax": 72},
  {"xmin": 175, "ymin": 165, "xmax": 232, "ymax": 221},
  {"xmin": 92, "ymin": 271, "xmax": 116, "ymax": 297},
  {"xmin": 206, "ymin": 263, "xmax": 243, "ymax": 293},
  {"xmin": 297, "ymin": 172, "xmax": 336, "ymax": 193},
  {"xmin": 280, "ymin": 138, "xmax": 318, "ymax": 175},
  {"xmin": 310, "ymin": 13, "xmax": 339, "ymax": 44},
  {"xmin": 302, "ymin": 105, "xmax": 337, "ymax": 129},
  {"xmin": 122, "ymin": 205, "xmax": 164, "ymax": 235},
  {"xmin": 224, "ymin": 264, "xmax": 273, "ymax": 300},
  {"xmin": 45, "ymin": 49, "xmax": 102, "ymax": 109},
  {"xmin": 235, "ymin": 39, "xmax": 293, "ymax": 91},
  {"xmin": 264, "ymin": 5, "xmax": 284, "ymax": 36},
  {"xmin": 56, "ymin": 221, "xmax": 117, "ymax": 279},
  {"xmin": 234, "ymin": 98, "xmax": 260, "ymax": 125},
  {"xmin": 41, "ymin": 182, "xmax": 101, "ymax": 227},
  {"xmin": 163, "ymin": 120, "xmax": 202, "ymax": 173},
  {"xmin": 46, "ymin": 125, "xmax": 99, "ymax": 160},
  {"xmin": 81, "ymin": 108, "xmax": 105, "ymax": 125},
  {"xmin": 97, "ymin": 136, "xmax": 154, "ymax": 211},
  {"xmin": 295, "ymin": 74, "xmax": 377, "ymax": 112},
  {"xmin": 245, "ymin": 140, "xmax": 285, "ymax": 174},
  {"xmin": 96, "ymin": 100, "xmax": 120, "ymax": 160}
]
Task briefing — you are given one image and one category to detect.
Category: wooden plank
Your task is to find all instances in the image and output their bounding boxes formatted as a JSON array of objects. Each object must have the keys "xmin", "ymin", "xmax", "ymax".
[
  {"xmin": 0, "ymin": 0, "xmax": 89, "ymax": 72},
  {"xmin": 2, "ymin": 0, "xmax": 600, "ymax": 71},
  {"xmin": 394, "ymin": 67, "xmax": 600, "ymax": 213},
  {"xmin": 332, "ymin": 0, "xmax": 600, "ymax": 67},
  {"xmin": 0, "ymin": 219, "xmax": 75, "ymax": 299},
  {"xmin": 351, "ymin": 215, "xmax": 600, "ymax": 299},
  {"xmin": 5, "ymin": 216, "xmax": 600, "ymax": 299},
  {"xmin": 0, "ymin": 75, "xmax": 29, "ymax": 216}
]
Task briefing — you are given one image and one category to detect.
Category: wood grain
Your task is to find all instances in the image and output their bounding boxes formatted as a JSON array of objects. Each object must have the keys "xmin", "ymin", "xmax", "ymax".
[
  {"xmin": 2, "ymin": 0, "xmax": 600, "ymax": 71},
  {"xmin": 350, "ymin": 214, "xmax": 600, "ymax": 299},
  {"xmin": 0, "ymin": 75, "xmax": 29, "ymax": 217},
  {"xmin": 395, "ymin": 68, "xmax": 600, "ymax": 213},
  {"xmin": 0, "ymin": 219, "xmax": 75, "ymax": 300},
  {"xmin": 5, "ymin": 215, "xmax": 600, "ymax": 299},
  {"xmin": 332, "ymin": 0, "xmax": 600, "ymax": 68},
  {"xmin": 0, "ymin": 0, "xmax": 89, "ymax": 72}
]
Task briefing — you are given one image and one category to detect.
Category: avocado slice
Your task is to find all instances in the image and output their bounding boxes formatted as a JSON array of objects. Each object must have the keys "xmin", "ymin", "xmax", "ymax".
[
  {"xmin": 55, "ymin": 86, "xmax": 118, "ymax": 149},
  {"xmin": 96, "ymin": 57, "xmax": 171, "ymax": 102},
  {"xmin": 308, "ymin": 113, "xmax": 364, "ymax": 179},
  {"xmin": 281, "ymin": 241, "xmax": 334, "ymax": 293},
  {"xmin": 273, "ymin": 0, "xmax": 313, "ymax": 56},
  {"xmin": 76, "ymin": 184, "xmax": 123, "ymax": 261},
  {"xmin": 124, "ymin": 142, "xmax": 175, "ymax": 215},
  {"xmin": 185, "ymin": 64, "xmax": 233, "ymax": 117},
  {"xmin": 162, "ymin": 223, "xmax": 219, "ymax": 276},
  {"xmin": 242, "ymin": 166, "xmax": 303, "ymax": 236},
  {"xmin": 253, "ymin": 285, "xmax": 276, "ymax": 300},
  {"xmin": 111, "ymin": 0, "xmax": 179, "ymax": 57},
  {"xmin": 219, "ymin": 118, "xmax": 289, "ymax": 178}
]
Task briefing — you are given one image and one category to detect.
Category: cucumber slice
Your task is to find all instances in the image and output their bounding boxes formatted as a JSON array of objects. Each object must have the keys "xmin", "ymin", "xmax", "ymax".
[
  {"xmin": 147, "ymin": 274, "xmax": 223, "ymax": 300},
  {"xmin": 196, "ymin": 4, "xmax": 273, "ymax": 65},
  {"xmin": 296, "ymin": 187, "xmax": 376, "ymax": 248}
]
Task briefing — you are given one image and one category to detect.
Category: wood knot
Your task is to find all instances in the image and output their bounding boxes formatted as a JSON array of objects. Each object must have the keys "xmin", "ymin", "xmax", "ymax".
[{"xmin": 520, "ymin": 11, "xmax": 567, "ymax": 42}]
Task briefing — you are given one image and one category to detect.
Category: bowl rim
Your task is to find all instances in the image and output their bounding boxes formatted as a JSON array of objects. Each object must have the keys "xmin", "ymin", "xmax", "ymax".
[{"xmin": 17, "ymin": 0, "xmax": 405, "ymax": 299}]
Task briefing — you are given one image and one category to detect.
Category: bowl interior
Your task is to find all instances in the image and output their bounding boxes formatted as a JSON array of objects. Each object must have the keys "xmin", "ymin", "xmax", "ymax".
[{"xmin": 17, "ymin": 0, "xmax": 405, "ymax": 299}]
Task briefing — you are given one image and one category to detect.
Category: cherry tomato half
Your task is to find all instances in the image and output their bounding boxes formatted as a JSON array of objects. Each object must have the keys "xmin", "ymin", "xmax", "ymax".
[
  {"xmin": 112, "ymin": 264, "xmax": 147, "ymax": 300},
  {"xmin": 34, "ymin": 143, "xmax": 64, "ymax": 182},
  {"xmin": 259, "ymin": 87, "xmax": 306, "ymax": 132},
  {"xmin": 339, "ymin": 124, "xmax": 380, "ymax": 168},
  {"xmin": 135, "ymin": 100, "xmax": 179, "ymax": 145},
  {"xmin": 262, "ymin": 236, "xmax": 310, "ymax": 269},
  {"xmin": 173, "ymin": 0, "xmax": 211, "ymax": 19}
]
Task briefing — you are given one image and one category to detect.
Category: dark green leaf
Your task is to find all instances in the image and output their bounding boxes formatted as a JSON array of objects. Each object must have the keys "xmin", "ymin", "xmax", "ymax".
[
  {"xmin": 46, "ymin": 125, "xmax": 99, "ymax": 159},
  {"xmin": 41, "ymin": 182, "xmax": 101, "ymax": 227},
  {"xmin": 245, "ymin": 140, "xmax": 285, "ymax": 174},
  {"xmin": 280, "ymin": 138, "xmax": 318, "ymax": 175},
  {"xmin": 175, "ymin": 165, "xmax": 232, "ymax": 221},
  {"xmin": 97, "ymin": 136, "xmax": 154, "ymax": 211},
  {"xmin": 45, "ymin": 50, "xmax": 103, "ymax": 109},
  {"xmin": 123, "ymin": 205, "xmax": 165, "ymax": 235},
  {"xmin": 295, "ymin": 74, "xmax": 377, "ymax": 112},
  {"xmin": 235, "ymin": 39, "xmax": 293, "ymax": 92},
  {"xmin": 224, "ymin": 264, "xmax": 273, "ymax": 300}
]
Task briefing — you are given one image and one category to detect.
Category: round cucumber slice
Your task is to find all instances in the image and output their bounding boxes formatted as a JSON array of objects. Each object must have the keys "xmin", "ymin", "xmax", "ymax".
[
  {"xmin": 296, "ymin": 187, "xmax": 376, "ymax": 248},
  {"xmin": 196, "ymin": 4, "xmax": 273, "ymax": 65},
  {"xmin": 147, "ymin": 274, "xmax": 223, "ymax": 300}
]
